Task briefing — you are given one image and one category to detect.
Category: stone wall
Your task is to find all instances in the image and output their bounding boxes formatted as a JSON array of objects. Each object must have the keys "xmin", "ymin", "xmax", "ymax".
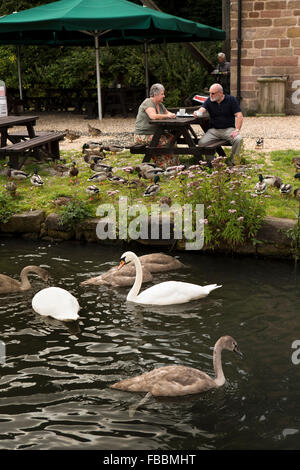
[{"xmin": 230, "ymin": 0, "xmax": 300, "ymax": 115}]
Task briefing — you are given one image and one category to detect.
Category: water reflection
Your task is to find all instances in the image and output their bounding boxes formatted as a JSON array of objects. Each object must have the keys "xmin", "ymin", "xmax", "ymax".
[{"xmin": 0, "ymin": 239, "xmax": 300, "ymax": 449}]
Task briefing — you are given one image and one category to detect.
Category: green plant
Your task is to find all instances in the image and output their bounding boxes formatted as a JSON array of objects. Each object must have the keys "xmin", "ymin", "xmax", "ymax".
[
  {"xmin": 58, "ymin": 200, "xmax": 93, "ymax": 231},
  {"xmin": 284, "ymin": 203, "xmax": 300, "ymax": 265},
  {"xmin": 185, "ymin": 157, "xmax": 266, "ymax": 248},
  {"xmin": 0, "ymin": 190, "xmax": 19, "ymax": 223}
]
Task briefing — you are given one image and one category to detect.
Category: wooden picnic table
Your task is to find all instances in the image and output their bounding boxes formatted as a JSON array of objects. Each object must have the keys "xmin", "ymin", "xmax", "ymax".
[
  {"xmin": 0, "ymin": 115, "xmax": 65, "ymax": 169},
  {"xmin": 130, "ymin": 115, "xmax": 228, "ymax": 163}
]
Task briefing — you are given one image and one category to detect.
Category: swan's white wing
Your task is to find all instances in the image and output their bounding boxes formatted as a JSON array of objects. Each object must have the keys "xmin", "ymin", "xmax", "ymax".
[
  {"xmin": 32, "ymin": 287, "xmax": 80, "ymax": 321},
  {"xmin": 134, "ymin": 281, "xmax": 221, "ymax": 305}
]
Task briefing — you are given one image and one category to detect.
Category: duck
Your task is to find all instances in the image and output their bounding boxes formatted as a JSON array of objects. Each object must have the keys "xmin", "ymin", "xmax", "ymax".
[
  {"xmin": 294, "ymin": 187, "xmax": 300, "ymax": 201},
  {"xmin": 0, "ymin": 266, "xmax": 49, "ymax": 294},
  {"xmin": 30, "ymin": 168, "xmax": 44, "ymax": 187},
  {"xmin": 263, "ymin": 174, "xmax": 282, "ymax": 189},
  {"xmin": 32, "ymin": 286, "xmax": 80, "ymax": 322},
  {"xmin": 254, "ymin": 174, "xmax": 267, "ymax": 195},
  {"xmin": 280, "ymin": 183, "xmax": 293, "ymax": 195},
  {"xmin": 90, "ymin": 160, "xmax": 113, "ymax": 173},
  {"xmin": 86, "ymin": 185, "xmax": 100, "ymax": 199},
  {"xmin": 5, "ymin": 164, "xmax": 29, "ymax": 181},
  {"xmin": 82, "ymin": 141, "xmax": 103, "ymax": 150},
  {"xmin": 83, "ymin": 151, "xmax": 105, "ymax": 163},
  {"xmin": 110, "ymin": 335, "xmax": 242, "ymax": 397},
  {"xmin": 69, "ymin": 161, "xmax": 79, "ymax": 183},
  {"xmin": 144, "ymin": 175, "xmax": 160, "ymax": 197},
  {"xmin": 4, "ymin": 181, "xmax": 17, "ymax": 197},
  {"xmin": 88, "ymin": 171, "xmax": 112, "ymax": 183},
  {"xmin": 159, "ymin": 196, "xmax": 172, "ymax": 210},
  {"xmin": 255, "ymin": 137, "xmax": 264, "ymax": 149},
  {"xmin": 135, "ymin": 164, "xmax": 164, "ymax": 180},
  {"xmin": 87, "ymin": 123, "xmax": 102, "ymax": 137},
  {"xmin": 54, "ymin": 160, "xmax": 69, "ymax": 176},
  {"xmin": 292, "ymin": 157, "xmax": 300, "ymax": 171},
  {"xmin": 108, "ymin": 175, "xmax": 128, "ymax": 185},
  {"xmin": 51, "ymin": 196, "xmax": 72, "ymax": 207},
  {"xmin": 118, "ymin": 251, "xmax": 221, "ymax": 305},
  {"xmin": 64, "ymin": 129, "xmax": 81, "ymax": 142},
  {"xmin": 80, "ymin": 253, "xmax": 185, "ymax": 287}
]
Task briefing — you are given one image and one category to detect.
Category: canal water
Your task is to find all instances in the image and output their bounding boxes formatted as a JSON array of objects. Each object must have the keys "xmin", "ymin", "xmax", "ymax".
[{"xmin": 0, "ymin": 238, "xmax": 300, "ymax": 450}]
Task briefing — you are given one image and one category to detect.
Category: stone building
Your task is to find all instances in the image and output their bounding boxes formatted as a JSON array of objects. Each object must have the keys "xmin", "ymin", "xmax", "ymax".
[{"xmin": 228, "ymin": 0, "xmax": 300, "ymax": 115}]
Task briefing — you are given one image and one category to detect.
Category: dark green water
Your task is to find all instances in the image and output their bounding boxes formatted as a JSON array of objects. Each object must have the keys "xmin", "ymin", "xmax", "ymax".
[{"xmin": 0, "ymin": 238, "xmax": 300, "ymax": 450}]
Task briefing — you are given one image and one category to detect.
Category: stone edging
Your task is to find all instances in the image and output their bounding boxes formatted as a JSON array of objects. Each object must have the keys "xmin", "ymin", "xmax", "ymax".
[{"xmin": 0, "ymin": 211, "xmax": 297, "ymax": 259}]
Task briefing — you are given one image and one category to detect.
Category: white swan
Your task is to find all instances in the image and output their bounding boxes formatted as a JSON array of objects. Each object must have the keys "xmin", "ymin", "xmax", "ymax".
[
  {"xmin": 111, "ymin": 335, "xmax": 242, "ymax": 396},
  {"xmin": 32, "ymin": 287, "xmax": 80, "ymax": 322},
  {"xmin": 118, "ymin": 251, "xmax": 221, "ymax": 305}
]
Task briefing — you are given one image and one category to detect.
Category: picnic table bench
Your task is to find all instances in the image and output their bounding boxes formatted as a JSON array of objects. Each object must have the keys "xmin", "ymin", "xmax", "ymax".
[
  {"xmin": 0, "ymin": 115, "xmax": 65, "ymax": 169},
  {"xmin": 130, "ymin": 116, "xmax": 228, "ymax": 164}
]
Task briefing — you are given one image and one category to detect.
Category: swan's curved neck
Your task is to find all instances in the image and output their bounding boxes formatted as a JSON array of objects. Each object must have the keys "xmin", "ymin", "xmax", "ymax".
[
  {"xmin": 20, "ymin": 266, "xmax": 41, "ymax": 290},
  {"xmin": 127, "ymin": 254, "xmax": 143, "ymax": 301},
  {"xmin": 213, "ymin": 340, "xmax": 226, "ymax": 387}
]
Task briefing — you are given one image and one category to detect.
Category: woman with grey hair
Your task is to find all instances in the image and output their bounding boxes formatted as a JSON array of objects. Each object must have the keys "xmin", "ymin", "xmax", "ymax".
[{"xmin": 134, "ymin": 83, "xmax": 179, "ymax": 168}]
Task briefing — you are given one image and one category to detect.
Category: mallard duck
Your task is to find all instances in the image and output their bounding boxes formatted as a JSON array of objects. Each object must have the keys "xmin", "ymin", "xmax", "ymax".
[
  {"xmin": 30, "ymin": 168, "xmax": 44, "ymax": 187},
  {"xmin": 69, "ymin": 161, "xmax": 79, "ymax": 183},
  {"xmin": 144, "ymin": 175, "xmax": 160, "ymax": 197},
  {"xmin": 6, "ymin": 167, "xmax": 29, "ymax": 181},
  {"xmin": 90, "ymin": 159, "xmax": 112, "ymax": 173},
  {"xmin": 263, "ymin": 174, "xmax": 282, "ymax": 189},
  {"xmin": 86, "ymin": 185, "xmax": 100, "ymax": 199},
  {"xmin": 254, "ymin": 174, "xmax": 267, "ymax": 195},
  {"xmin": 87, "ymin": 123, "xmax": 102, "ymax": 137},
  {"xmin": 255, "ymin": 137, "xmax": 264, "ymax": 149},
  {"xmin": 54, "ymin": 160, "xmax": 69, "ymax": 176},
  {"xmin": 82, "ymin": 141, "xmax": 103, "ymax": 150},
  {"xmin": 110, "ymin": 335, "xmax": 242, "ymax": 397},
  {"xmin": 83, "ymin": 150, "xmax": 105, "ymax": 162},
  {"xmin": 280, "ymin": 183, "xmax": 292, "ymax": 195},
  {"xmin": 32, "ymin": 286, "xmax": 80, "ymax": 322},
  {"xmin": 64, "ymin": 129, "xmax": 81, "ymax": 142},
  {"xmin": 88, "ymin": 171, "xmax": 112, "ymax": 183},
  {"xmin": 127, "ymin": 179, "xmax": 146, "ymax": 190},
  {"xmin": 0, "ymin": 265, "xmax": 49, "ymax": 294},
  {"xmin": 108, "ymin": 175, "xmax": 128, "ymax": 185},
  {"xmin": 4, "ymin": 181, "xmax": 17, "ymax": 197},
  {"xmin": 294, "ymin": 188, "xmax": 300, "ymax": 201},
  {"xmin": 135, "ymin": 164, "xmax": 164, "ymax": 180},
  {"xmin": 292, "ymin": 157, "xmax": 300, "ymax": 171}
]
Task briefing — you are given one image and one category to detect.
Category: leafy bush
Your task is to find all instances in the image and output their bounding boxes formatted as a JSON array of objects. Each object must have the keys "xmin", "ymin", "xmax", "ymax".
[
  {"xmin": 0, "ymin": 190, "xmax": 19, "ymax": 224},
  {"xmin": 59, "ymin": 200, "xmax": 93, "ymax": 231}
]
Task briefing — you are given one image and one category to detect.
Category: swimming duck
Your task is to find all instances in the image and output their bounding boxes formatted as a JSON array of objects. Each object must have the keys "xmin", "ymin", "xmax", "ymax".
[
  {"xmin": 110, "ymin": 335, "xmax": 242, "ymax": 397},
  {"xmin": 254, "ymin": 174, "xmax": 267, "ymax": 195},
  {"xmin": 144, "ymin": 175, "xmax": 160, "ymax": 197},
  {"xmin": 118, "ymin": 251, "xmax": 221, "ymax": 305},
  {"xmin": 280, "ymin": 183, "xmax": 292, "ymax": 195},
  {"xmin": 30, "ymin": 168, "xmax": 44, "ymax": 187},
  {"xmin": 0, "ymin": 265, "xmax": 49, "ymax": 294},
  {"xmin": 32, "ymin": 286, "xmax": 80, "ymax": 322}
]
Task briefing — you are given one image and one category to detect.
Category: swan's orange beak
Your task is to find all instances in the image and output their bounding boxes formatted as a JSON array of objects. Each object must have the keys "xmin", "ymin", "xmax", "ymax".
[{"xmin": 118, "ymin": 259, "xmax": 126, "ymax": 271}]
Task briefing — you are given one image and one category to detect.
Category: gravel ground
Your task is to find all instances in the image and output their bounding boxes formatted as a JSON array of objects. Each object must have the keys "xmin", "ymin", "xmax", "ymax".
[{"xmin": 33, "ymin": 112, "xmax": 300, "ymax": 153}]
